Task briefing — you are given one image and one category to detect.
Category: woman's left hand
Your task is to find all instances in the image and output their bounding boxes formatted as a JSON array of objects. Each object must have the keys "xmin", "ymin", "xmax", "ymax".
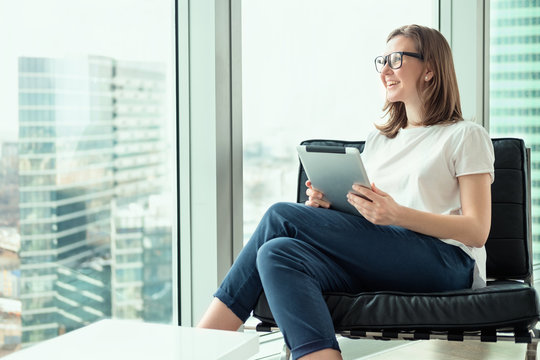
[{"xmin": 347, "ymin": 183, "xmax": 402, "ymax": 225}]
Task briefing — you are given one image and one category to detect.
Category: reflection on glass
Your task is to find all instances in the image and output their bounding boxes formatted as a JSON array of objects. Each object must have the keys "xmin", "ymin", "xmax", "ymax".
[
  {"xmin": 0, "ymin": 1, "xmax": 174, "ymax": 355},
  {"xmin": 489, "ymin": 0, "xmax": 540, "ymax": 261},
  {"xmin": 15, "ymin": 56, "xmax": 172, "ymax": 345}
]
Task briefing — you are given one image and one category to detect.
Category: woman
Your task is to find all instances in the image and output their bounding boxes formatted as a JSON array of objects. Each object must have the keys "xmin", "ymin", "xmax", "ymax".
[{"xmin": 198, "ymin": 24, "xmax": 494, "ymax": 360}]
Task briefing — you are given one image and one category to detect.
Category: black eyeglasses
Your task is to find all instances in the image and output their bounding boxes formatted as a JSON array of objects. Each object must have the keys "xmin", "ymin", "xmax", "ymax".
[{"xmin": 374, "ymin": 51, "xmax": 424, "ymax": 73}]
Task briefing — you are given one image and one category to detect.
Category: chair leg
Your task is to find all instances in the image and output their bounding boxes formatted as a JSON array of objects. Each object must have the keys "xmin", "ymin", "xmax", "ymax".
[
  {"xmin": 526, "ymin": 341, "xmax": 538, "ymax": 360},
  {"xmin": 279, "ymin": 343, "xmax": 291, "ymax": 360}
]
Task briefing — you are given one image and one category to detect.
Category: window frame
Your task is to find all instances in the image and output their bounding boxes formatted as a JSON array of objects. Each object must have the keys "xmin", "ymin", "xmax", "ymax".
[
  {"xmin": 176, "ymin": 0, "xmax": 243, "ymax": 326},
  {"xmin": 177, "ymin": 0, "xmax": 501, "ymax": 325}
]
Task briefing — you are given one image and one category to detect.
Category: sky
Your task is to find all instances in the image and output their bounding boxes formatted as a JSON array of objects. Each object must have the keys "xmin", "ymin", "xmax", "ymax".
[
  {"xmin": 0, "ymin": 0, "xmax": 435, "ymax": 144},
  {"xmin": 0, "ymin": 0, "xmax": 174, "ymax": 142},
  {"xmin": 241, "ymin": 0, "xmax": 436, "ymax": 151}
]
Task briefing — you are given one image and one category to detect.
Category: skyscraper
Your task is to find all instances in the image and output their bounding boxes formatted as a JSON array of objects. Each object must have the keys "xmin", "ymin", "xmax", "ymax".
[
  {"xmin": 0, "ymin": 227, "xmax": 21, "ymax": 356},
  {"xmin": 110, "ymin": 60, "xmax": 169, "ymax": 320},
  {"xmin": 0, "ymin": 142, "xmax": 22, "ymax": 354},
  {"xmin": 18, "ymin": 56, "xmax": 115, "ymax": 344},
  {"xmin": 18, "ymin": 55, "xmax": 171, "ymax": 345},
  {"xmin": 490, "ymin": 0, "xmax": 540, "ymax": 261}
]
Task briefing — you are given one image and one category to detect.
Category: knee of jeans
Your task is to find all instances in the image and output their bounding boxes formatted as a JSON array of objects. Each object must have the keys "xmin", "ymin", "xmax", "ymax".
[
  {"xmin": 265, "ymin": 202, "xmax": 293, "ymax": 219},
  {"xmin": 262, "ymin": 202, "xmax": 299, "ymax": 230},
  {"xmin": 256, "ymin": 237, "xmax": 290, "ymax": 274}
]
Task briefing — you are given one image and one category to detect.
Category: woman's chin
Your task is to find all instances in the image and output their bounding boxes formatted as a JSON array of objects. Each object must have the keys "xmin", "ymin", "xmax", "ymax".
[{"xmin": 385, "ymin": 90, "xmax": 399, "ymax": 103}]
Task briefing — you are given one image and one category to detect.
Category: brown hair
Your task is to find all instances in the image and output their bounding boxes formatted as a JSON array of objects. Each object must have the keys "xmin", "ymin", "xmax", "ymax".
[{"xmin": 376, "ymin": 24, "xmax": 463, "ymax": 138}]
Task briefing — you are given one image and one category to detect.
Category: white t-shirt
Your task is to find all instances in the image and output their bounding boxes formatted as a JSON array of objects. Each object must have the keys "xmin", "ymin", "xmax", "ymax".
[{"xmin": 361, "ymin": 120, "xmax": 495, "ymax": 289}]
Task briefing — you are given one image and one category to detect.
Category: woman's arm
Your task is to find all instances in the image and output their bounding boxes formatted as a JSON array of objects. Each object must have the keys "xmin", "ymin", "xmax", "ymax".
[{"xmin": 347, "ymin": 173, "xmax": 492, "ymax": 248}]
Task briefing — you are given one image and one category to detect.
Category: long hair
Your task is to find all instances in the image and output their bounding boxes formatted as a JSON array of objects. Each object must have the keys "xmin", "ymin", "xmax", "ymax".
[{"xmin": 376, "ymin": 25, "xmax": 463, "ymax": 138}]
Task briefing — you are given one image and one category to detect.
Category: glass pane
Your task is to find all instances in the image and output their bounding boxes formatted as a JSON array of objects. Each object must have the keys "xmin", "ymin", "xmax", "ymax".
[
  {"xmin": 241, "ymin": 0, "xmax": 437, "ymax": 243},
  {"xmin": 0, "ymin": 0, "xmax": 175, "ymax": 355},
  {"xmin": 489, "ymin": 0, "xmax": 540, "ymax": 262}
]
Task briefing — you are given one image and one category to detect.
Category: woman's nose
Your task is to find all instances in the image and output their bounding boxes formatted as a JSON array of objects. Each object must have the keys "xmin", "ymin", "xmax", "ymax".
[{"xmin": 380, "ymin": 62, "xmax": 393, "ymax": 76}]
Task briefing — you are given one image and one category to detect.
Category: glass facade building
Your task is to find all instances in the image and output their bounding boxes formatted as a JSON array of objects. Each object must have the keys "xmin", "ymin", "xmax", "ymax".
[
  {"xmin": 110, "ymin": 60, "xmax": 169, "ymax": 320},
  {"xmin": 0, "ymin": 228, "xmax": 21, "ymax": 356},
  {"xmin": 18, "ymin": 56, "xmax": 171, "ymax": 345},
  {"xmin": 490, "ymin": 0, "xmax": 540, "ymax": 261},
  {"xmin": 0, "ymin": 142, "xmax": 22, "ymax": 355}
]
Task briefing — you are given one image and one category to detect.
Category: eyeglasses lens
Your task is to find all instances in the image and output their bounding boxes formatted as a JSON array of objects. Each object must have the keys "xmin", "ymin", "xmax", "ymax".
[
  {"xmin": 375, "ymin": 52, "xmax": 404, "ymax": 73},
  {"xmin": 375, "ymin": 57, "xmax": 385, "ymax": 72},
  {"xmin": 390, "ymin": 53, "xmax": 402, "ymax": 69}
]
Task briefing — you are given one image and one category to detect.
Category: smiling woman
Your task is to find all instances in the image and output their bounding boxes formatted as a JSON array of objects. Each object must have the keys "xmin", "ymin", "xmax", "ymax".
[
  {"xmin": 199, "ymin": 21, "xmax": 495, "ymax": 360},
  {"xmin": 378, "ymin": 36, "xmax": 428, "ymax": 118},
  {"xmin": 376, "ymin": 25, "xmax": 463, "ymax": 136}
]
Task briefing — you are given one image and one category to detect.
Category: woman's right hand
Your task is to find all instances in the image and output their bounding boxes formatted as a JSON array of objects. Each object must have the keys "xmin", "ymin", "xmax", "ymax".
[{"xmin": 305, "ymin": 180, "xmax": 331, "ymax": 208}]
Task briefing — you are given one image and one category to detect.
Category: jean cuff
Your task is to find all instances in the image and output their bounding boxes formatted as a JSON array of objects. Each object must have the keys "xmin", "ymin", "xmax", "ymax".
[
  {"xmin": 291, "ymin": 337, "xmax": 341, "ymax": 360},
  {"xmin": 214, "ymin": 287, "xmax": 252, "ymax": 322}
]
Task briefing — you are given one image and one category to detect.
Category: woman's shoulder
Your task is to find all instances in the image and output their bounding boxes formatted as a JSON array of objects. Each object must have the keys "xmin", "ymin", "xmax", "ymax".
[
  {"xmin": 443, "ymin": 119, "xmax": 488, "ymax": 134},
  {"xmin": 365, "ymin": 128, "xmax": 383, "ymax": 143},
  {"xmin": 437, "ymin": 120, "xmax": 490, "ymax": 143},
  {"xmin": 443, "ymin": 121, "xmax": 494, "ymax": 159},
  {"xmin": 366, "ymin": 120, "xmax": 489, "ymax": 144}
]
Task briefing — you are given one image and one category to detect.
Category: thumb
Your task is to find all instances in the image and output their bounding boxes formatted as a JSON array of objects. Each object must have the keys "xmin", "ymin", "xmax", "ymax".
[{"xmin": 371, "ymin": 183, "xmax": 388, "ymax": 196}]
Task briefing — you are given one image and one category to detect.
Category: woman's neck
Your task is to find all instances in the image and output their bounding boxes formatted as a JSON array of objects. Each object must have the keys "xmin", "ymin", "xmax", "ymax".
[{"xmin": 404, "ymin": 104, "xmax": 424, "ymax": 128}]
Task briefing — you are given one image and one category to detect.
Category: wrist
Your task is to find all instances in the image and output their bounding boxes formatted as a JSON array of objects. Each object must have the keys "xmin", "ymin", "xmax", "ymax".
[{"xmin": 394, "ymin": 205, "xmax": 408, "ymax": 227}]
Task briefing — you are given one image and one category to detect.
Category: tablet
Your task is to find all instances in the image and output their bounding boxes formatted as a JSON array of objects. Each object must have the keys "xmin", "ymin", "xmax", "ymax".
[{"xmin": 297, "ymin": 144, "xmax": 371, "ymax": 216}]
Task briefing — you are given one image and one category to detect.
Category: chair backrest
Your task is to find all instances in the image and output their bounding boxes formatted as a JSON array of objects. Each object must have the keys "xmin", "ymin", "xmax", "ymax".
[
  {"xmin": 296, "ymin": 138, "xmax": 532, "ymax": 283},
  {"xmin": 488, "ymin": 138, "xmax": 531, "ymax": 281}
]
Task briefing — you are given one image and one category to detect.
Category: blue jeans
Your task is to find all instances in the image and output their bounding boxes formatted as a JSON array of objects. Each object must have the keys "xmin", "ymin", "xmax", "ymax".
[{"xmin": 215, "ymin": 202, "xmax": 474, "ymax": 359}]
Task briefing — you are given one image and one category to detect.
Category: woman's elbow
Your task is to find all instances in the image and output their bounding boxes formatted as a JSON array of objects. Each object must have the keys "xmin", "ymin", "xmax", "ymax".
[
  {"xmin": 472, "ymin": 236, "xmax": 488, "ymax": 248},
  {"xmin": 471, "ymin": 225, "xmax": 490, "ymax": 248}
]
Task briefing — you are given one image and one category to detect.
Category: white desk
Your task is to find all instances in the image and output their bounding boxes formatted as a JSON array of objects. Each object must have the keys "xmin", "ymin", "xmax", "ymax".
[{"xmin": 4, "ymin": 319, "xmax": 259, "ymax": 360}]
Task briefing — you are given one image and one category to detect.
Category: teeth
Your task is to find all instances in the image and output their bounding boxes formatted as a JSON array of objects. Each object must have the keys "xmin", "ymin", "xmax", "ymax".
[{"xmin": 387, "ymin": 81, "xmax": 399, "ymax": 86}]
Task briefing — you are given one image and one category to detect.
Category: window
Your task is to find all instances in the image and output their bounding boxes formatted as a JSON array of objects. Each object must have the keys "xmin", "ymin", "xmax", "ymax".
[
  {"xmin": 0, "ymin": 0, "xmax": 175, "ymax": 354},
  {"xmin": 241, "ymin": 0, "xmax": 437, "ymax": 243},
  {"xmin": 489, "ymin": 0, "xmax": 540, "ymax": 262}
]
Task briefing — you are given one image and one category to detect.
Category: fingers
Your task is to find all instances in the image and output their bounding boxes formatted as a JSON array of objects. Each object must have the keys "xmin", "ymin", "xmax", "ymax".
[
  {"xmin": 306, "ymin": 180, "xmax": 323, "ymax": 194},
  {"xmin": 348, "ymin": 185, "xmax": 398, "ymax": 226},
  {"xmin": 347, "ymin": 192, "xmax": 378, "ymax": 222},
  {"xmin": 370, "ymin": 182, "xmax": 388, "ymax": 196},
  {"xmin": 306, "ymin": 187, "xmax": 323, "ymax": 199},
  {"xmin": 305, "ymin": 200, "xmax": 320, "ymax": 208},
  {"xmin": 347, "ymin": 192, "xmax": 370, "ymax": 210},
  {"xmin": 305, "ymin": 197, "xmax": 331, "ymax": 208},
  {"xmin": 305, "ymin": 185, "xmax": 330, "ymax": 208},
  {"xmin": 350, "ymin": 185, "xmax": 373, "ymax": 203},
  {"xmin": 306, "ymin": 182, "xmax": 326, "ymax": 202}
]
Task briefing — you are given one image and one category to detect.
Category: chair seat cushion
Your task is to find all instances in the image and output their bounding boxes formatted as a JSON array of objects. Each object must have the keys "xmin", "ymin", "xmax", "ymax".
[{"xmin": 253, "ymin": 281, "xmax": 540, "ymax": 332}]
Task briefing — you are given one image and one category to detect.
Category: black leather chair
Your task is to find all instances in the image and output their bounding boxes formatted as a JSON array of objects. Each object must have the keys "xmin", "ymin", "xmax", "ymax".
[{"xmin": 250, "ymin": 138, "xmax": 540, "ymax": 360}]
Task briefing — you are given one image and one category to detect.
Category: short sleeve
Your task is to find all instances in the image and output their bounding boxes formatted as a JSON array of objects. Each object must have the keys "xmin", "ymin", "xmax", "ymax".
[
  {"xmin": 360, "ymin": 129, "xmax": 380, "ymax": 159},
  {"xmin": 452, "ymin": 124, "xmax": 495, "ymax": 183}
]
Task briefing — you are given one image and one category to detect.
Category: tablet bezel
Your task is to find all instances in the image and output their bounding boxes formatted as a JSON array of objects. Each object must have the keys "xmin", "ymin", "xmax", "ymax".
[{"xmin": 297, "ymin": 144, "xmax": 371, "ymax": 216}]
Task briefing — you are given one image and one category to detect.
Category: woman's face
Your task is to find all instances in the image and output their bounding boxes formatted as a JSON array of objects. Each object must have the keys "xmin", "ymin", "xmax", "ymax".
[{"xmin": 379, "ymin": 35, "xmax": 426, "ymax": 107}]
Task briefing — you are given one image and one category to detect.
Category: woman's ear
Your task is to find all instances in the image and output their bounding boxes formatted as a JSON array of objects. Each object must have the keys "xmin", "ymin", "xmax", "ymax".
[
  {"xmin": 423, "ymin": 63, "xmax": 434, "ymax": 81},
  {"xmin": 424, "ymin": 70, "xmax": 433, "ymax": 82}
]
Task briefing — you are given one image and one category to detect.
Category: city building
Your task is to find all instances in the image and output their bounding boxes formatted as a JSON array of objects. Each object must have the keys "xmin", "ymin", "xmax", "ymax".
[
  {"xmin": 18, "ymin": 55, "xmax": 170, "ymax": 345},
  {"xmin": 0, "ymin": 228, "xmax": 21, "ymax": 356},
  {"xmin": 110, "ymin": 60, "xmax": 169, "ymax": 320},
  {"xmin": 0, "ymin": 141, "xmax": 22, "ymax": 354}
]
